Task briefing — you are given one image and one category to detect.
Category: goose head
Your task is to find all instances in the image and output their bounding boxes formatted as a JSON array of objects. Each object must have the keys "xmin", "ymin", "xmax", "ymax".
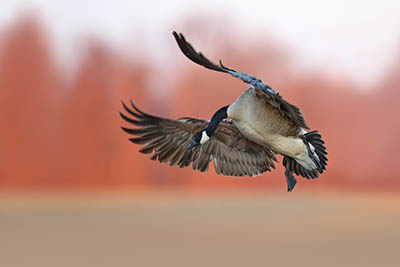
[{"xmin": 187, "ymin": 129, "xmax": 210, "ymax": 150}]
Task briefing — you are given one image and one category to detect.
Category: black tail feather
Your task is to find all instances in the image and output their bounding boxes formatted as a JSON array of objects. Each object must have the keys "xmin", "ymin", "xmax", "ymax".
[{"xmin": 282, "ymin": 130, "xmax": 327, "ymax": 180}]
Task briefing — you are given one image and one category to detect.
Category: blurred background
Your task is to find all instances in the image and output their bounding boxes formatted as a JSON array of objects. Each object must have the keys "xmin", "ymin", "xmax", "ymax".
[{"xmin": 0, "ymin": 1, "xmax": 400, "ymax": 266}]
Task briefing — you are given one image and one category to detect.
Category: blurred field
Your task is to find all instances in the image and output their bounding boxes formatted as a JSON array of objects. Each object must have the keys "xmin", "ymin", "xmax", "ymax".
[{"xmin": 0, "ymin": 192, "xmax": 399, "ymax": 267}]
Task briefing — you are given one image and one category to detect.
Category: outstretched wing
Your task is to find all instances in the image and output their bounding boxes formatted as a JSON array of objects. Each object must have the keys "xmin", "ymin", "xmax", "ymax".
[
  {"xmin": 173, "ymin": 31, "xmax": 309, "ymax": 129},
  {"xmin": 120, "ymin": 101, "xmax": 277, "ymax": 176}
]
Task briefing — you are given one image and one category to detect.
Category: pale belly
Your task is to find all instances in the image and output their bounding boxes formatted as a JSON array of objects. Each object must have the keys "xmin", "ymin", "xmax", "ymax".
[
  {"xmin": 232, "ymin": 119, "xmax": 305, "ymax": 158},
  {"xmin": 233, "ymin": 119, "xmax": 316, "ymax": 169}
]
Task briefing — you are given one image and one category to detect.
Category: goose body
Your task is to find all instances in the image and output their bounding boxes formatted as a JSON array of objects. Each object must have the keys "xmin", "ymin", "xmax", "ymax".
[
  {"xmin": 227, "ymin": 87, "xmax": 315, "ymax": 169},
  {"xmin": 120, "ymin": 31, "xmax": 327, "ymax": 192}
]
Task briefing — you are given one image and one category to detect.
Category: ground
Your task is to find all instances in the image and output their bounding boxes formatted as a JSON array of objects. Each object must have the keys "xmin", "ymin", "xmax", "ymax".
[{"xmin": 0, "ymin": 191, "xmax": 399, "ymax": 267}]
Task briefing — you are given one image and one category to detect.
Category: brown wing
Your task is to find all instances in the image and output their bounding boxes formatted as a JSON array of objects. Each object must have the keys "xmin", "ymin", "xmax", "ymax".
[
  {"xmin": 120, "ymin": 101, "xmax": 277, "ymax": 176},
  {"xmin": 173, "ymin": 31, "xmax": 309, "ymax": 129},
  {"xmin": 254, "ymin": 88, "xmax": 309, "ymax": 130}
]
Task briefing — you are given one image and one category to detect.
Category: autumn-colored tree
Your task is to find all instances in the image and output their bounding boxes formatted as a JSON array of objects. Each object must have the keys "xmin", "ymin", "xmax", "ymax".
[
  {"xmin": 0, "ymin": 14, "xmax": 399, "ymax": 191},
  {"xmin": 0, "ymin": 15, "xmax": 61, "ymax": 187}
]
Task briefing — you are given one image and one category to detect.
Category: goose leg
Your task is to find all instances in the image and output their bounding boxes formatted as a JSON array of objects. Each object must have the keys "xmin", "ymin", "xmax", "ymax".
[{"xmin": 285, "ymin": 165, "xmax": 297, "ymax": 192}]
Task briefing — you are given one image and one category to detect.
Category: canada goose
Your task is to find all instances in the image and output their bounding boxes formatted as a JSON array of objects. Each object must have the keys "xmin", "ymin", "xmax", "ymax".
[{"xmin": 120, "ymin": 31, "xmax": 327, "ymax": 192}]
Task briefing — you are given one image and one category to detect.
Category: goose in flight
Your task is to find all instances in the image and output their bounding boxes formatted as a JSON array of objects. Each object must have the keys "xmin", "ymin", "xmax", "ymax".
[{"xmin": 120, "ymin": 31, "xmax": 327, "ymax": 192}]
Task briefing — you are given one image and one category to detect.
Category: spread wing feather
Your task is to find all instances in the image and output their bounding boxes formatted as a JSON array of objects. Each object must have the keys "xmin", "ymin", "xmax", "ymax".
[{"xmin": 120, "ymin": 101, "xmax": 277, "ymax": 177}]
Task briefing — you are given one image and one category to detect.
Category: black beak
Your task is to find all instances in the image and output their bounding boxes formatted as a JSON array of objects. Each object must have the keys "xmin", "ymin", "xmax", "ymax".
[{"xmin": 187, "ymin": 140, "xmax": 199, "ymax": 150}]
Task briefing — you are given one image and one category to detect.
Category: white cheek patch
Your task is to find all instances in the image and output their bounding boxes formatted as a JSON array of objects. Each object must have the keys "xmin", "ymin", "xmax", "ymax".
[
  {"xmin": 299, "ymin": 129, "xmax": 308, "ymax": 135},
  {"xmin": 200, "ymin": 131, "xmax": 210, "ymax": 144}
]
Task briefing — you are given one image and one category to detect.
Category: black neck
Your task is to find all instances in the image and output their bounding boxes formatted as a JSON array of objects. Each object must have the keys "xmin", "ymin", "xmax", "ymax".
[{"xmin": 205, "ymin": 105, "xmax": 229, "ymax": 137}]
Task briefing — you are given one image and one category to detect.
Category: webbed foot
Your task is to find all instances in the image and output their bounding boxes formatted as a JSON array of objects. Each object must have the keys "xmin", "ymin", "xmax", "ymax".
[{"xmin": 285, "ymin": 169, "xmax": 297, "ymax": 192}]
